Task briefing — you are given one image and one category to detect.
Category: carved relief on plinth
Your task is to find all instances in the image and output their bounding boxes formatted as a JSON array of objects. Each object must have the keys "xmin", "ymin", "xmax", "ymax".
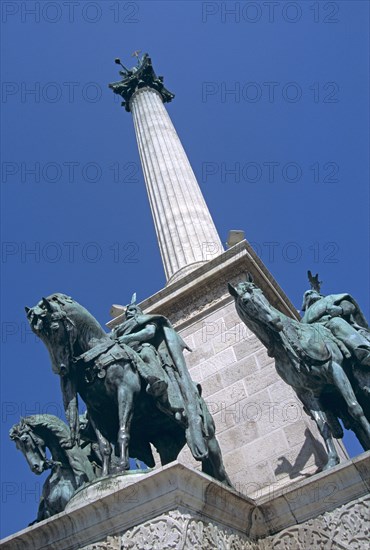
[
  {"xmin": 80, "ymin": 535, "xmax": 121, "ymax": 550},
  {"xmin": 259, "ymin": 494, "xmax": 370, "ymax": 550},
  {"xmin": 121, "ymin": 509, "xmax": 255, "ymax": 550},
  {"xmin": 79, "ymin": 495, "xmax": 370, "ymax": 550}
]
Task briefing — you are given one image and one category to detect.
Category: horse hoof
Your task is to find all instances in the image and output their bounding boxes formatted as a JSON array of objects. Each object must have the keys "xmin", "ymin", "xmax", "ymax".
[{"xmin": 322, "ymin": 458, "xmax": 340, "ymax": 471}]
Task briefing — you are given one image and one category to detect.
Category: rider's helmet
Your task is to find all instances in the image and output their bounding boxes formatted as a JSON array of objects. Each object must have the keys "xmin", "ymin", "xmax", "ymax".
[
  {"xmin": 125, "ymin": 292, "xmax": 143, "ymax": 318},
  {"xmin": 301, "ymin": 289, "xmax": 323, "ymax": 312}
]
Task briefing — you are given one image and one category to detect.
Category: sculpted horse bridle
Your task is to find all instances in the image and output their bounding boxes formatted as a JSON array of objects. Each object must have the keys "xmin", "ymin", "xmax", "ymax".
[{"xmin": 10, "ymin": 420, "xmax": 52, "ymax": 474}]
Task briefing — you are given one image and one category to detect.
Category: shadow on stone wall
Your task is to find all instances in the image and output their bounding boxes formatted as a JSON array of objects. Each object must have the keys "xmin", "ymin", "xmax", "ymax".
[{"xmin": 275, "ymin": 428, "xmax": 328, "ymax": 479}]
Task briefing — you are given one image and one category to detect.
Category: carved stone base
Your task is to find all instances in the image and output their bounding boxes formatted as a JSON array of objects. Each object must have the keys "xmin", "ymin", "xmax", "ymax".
[
  {"xmin": 65, "ymin": 470, "xmax": 152, "ymax": 513},
  {"xmin": 1, "ymin": 453, "xmax": 369, "ymax": 550}
]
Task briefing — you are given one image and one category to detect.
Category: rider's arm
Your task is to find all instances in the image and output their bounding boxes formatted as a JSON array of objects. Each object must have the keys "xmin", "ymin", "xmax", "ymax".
[
  {"xmin": 118, "ymin": 323, "xmax": 156, "ymax": 344},
  {"xmin": 338, "ymin": 300, "xmax": 356, "ymax": 317},
  {"xmin": 327, "ymin": 300, "xmax": 355, "ymax": 318}
]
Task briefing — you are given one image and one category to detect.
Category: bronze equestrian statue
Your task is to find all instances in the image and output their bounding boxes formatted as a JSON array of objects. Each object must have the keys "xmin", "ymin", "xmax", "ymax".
[
  {"xmin": 9, "ymin": 414, "xmax": 97, "ymax": 523},
  {"xmin": 25, "ymin": 293, "xmax": 231, "ymax": 486},
  {"xmin": 229, "ymin": 273, "xmax": 370, "ymax": 469}
]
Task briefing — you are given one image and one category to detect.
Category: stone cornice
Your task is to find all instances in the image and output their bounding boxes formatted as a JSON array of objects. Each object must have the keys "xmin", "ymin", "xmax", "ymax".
[
  {"xmin": 107, "ymin": 240, "xmax": 300, "ymax": 330},
  {"xmin": 0, "ymin": 463, "xmax": 254, "ymax": 550}
]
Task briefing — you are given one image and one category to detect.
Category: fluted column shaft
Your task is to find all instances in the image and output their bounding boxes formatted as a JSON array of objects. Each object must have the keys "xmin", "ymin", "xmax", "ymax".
[{"xmin": 130, "ymin": 87, "xmax": 223, "ymax": 283}]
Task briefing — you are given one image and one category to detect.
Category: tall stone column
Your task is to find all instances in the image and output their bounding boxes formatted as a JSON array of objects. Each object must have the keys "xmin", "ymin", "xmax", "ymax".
[{"xmin": 109, "ymin": 54, "xmax": 223, "ymax": 284}]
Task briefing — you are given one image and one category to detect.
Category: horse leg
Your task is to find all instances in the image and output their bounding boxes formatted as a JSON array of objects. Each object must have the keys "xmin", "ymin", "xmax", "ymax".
[
  {"xmin": 33, "ymin": 494, "xmax": 47, "ymax": 523},
  {"xmin": 153, "ymin": 431, "xmax": 186, "ymax": 465},
  {"xmin": 297, "ymin": 391, "xmax": 339, "ymax": 470},
  {"xmin": 89, "ymin": 417, "xmax": 111, "ymax": 477},
  {"xmin": 201, "ymin": 410, "xmax": 233, "ymax": 487},
  {"xmin": 202, "ymin": 437, "xmax": 233, "ymax": 487},
  {"xmin": 331, "ymin": 361, "xmax": 370, "ymax": 444},
  {"xmin": 309, "ymin": 407, "xmax": 340, "ymax": 470},
  {"xmin": 117, "ymin": 383, "xmax": 135, "ymax": 471}
]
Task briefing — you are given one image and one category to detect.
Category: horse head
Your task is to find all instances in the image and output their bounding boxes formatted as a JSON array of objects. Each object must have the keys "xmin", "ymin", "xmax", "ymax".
[
  {"xmin": 10, "ymin": 414, "xmax": 97, "ymax": 520},
  {"xmin": 10, "ymin": 419, "xmax": 49, "ymax": 475},
  {"xmin": 26, "ymin": 294, "xmax": 78, "ymax": 376},
  {"xmin": 228, "ymin": 275, "xmax": 284, "ymax": 332},
  {"xmin": 26, "ymin": 294, "xmax": 109, "ymax": 447}
]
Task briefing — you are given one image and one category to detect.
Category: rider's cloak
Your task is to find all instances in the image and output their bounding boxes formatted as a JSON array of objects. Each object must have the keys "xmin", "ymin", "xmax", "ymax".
[{"xmin": 113, "ymin": 313, "xmax": 209, "ymax": 460}]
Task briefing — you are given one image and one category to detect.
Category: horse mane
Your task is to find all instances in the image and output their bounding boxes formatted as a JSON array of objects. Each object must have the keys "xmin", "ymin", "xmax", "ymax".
[
  {"xmin": 10, "ymin": 414, "xmax": 71, "ymax": 447},
  {"xmin": 47, "ymin": 293, "xmax": 107, "ymax": 345},
  {"xmin": 234, "ymin": 289, "xmax": 306, "ymax": 369},
  {"xmin": 10, "ymin": 414, "xmax": 95, "ymax": 482}
]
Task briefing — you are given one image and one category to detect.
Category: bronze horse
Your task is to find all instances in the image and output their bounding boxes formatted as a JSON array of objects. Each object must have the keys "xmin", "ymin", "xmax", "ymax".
[
  {"xmin": 9, "ymin": 414, "xmax": 96, "ymax": 522},
  {"xmin": 26, "ymin": 293, "xmax": 231, "ymax": 486},
  {"xmin": 229, "ymin": 277, "xmax": 370, "ymax": 469}
]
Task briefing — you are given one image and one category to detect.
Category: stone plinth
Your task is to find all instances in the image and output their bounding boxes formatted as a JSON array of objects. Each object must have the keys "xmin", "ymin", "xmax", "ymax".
[
  {"xmin": 0, "ymin": 462, "xmax": 255, "ymax": 550},
  {"xmin": 1, "ymin": 454, "xmax": 369, "ymax": 549},
  {"xmin": 65, "ymin": 471, "xmax": 152, "ymax": 513}
]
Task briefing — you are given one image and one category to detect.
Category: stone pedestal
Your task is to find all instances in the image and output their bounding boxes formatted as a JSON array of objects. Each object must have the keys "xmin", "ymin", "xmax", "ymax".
[
  {"xmin": 1, "ymin": 454, "xmax": 368, "ymax": 549},
  {"xmin": 65, "ymin": 471, "xmax": 152, "ymax": 513}
]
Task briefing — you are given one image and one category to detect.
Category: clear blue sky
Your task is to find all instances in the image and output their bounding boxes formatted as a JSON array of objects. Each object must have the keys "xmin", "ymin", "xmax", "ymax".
[{"xmin": 1, "ymin": 0, "xmax": 369, "ymax": 537}]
